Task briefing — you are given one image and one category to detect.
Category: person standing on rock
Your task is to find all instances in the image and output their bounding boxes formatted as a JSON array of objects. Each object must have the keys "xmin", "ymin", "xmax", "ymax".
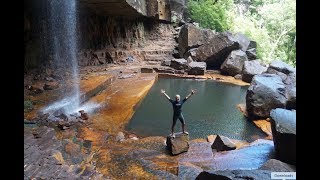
[{"xmin": 161, "ymin": 89, "xmax": 196, "ymax": 138}]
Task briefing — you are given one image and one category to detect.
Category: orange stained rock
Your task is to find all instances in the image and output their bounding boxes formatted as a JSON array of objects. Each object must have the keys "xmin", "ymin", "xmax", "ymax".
[
  {"xmin": 77, "ymin": 126, "xmax": 105, "ymax": 151},
  {"xmin": 253, "ymin": 120, "xmax": 273, "ymax": 140},
  {"xmin": 79, "ymin": 75, "xmax": 113, "ymax": 92},
  {"xmin": 24, "ymin": 74, "xmax": 115, "ymax": 120},
  {"xmin": 87, "ymin": 73, "xmax": 157, "ymax": 134}
]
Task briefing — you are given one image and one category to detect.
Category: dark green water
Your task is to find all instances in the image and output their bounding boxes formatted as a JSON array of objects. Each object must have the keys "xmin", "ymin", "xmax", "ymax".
[{"xmin": 126, "ymin": 78, "xmax": 266, "ymax": 142}]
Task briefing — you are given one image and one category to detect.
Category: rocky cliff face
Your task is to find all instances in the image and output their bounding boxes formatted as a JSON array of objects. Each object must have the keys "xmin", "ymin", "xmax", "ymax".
[{"xmin": 24, "ymin": 0, "xmax": 177, "ymax": 71}]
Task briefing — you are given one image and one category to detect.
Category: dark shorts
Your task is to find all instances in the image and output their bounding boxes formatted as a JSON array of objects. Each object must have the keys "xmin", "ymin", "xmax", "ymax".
[{"xmin": 173, "ymin": 113, "xmax": 185, "ymax": 124}]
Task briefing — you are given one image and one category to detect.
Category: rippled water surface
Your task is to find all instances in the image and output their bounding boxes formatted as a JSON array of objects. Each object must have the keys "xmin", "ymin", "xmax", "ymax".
[{"xmin": 126, "ymin": 78, "xmax": 266, "ymax": 142}]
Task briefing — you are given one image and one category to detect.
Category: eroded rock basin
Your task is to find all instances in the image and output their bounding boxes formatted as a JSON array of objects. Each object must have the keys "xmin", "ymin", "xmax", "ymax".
[
  {"xmin": 126, "ymin": 78, "xmax": 266, "ymax": 142},
  {"xmin": 24, "ymin": 66, "xmax": 277, "ymax": 179}
]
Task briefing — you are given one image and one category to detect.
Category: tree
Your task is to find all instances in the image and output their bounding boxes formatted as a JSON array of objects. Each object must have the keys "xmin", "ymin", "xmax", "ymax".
[
  {"xmin": 187, "ymin": 0, "xmax": 296, "ymax": 66},
  {"xmin": 187, "ymin": 0, "xmax": 234, "ymax": 32}
]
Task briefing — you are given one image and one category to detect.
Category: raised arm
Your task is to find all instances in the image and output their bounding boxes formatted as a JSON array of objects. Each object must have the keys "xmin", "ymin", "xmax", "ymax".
[
  {"xmin": 161, "ymin": 89, "xmax": 171, "ymax": 100},
  {"xmin": 185, "ymin": 89, "xmax": 196, "ymax": 100}
]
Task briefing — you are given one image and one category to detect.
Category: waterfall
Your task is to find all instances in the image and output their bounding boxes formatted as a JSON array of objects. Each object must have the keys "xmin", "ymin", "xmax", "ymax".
[{"xmin": 41, "ymin": 0, "xmax": 81, "ymax": 116}]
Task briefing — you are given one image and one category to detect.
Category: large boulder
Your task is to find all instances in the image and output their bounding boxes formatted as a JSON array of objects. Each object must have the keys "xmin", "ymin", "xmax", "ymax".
[
  {"xmin": 284, "ymin": 72, "xmax": 296, "ymax": 86},
  {"xmin": 166, "ymin": 132, "xmax": 189, "ymax": 155},
  {"xmin": 286, "ymin": 84, "xmax": 296, "ymax": 110},
  {"xmin": 190, "ymin": 33, "xmax": 240, "ymax": 68},
  {"xmin": 246, "ymin": 48, "xmax": 257, "ymax": 60},
  {"xmin": 188, "ymin": 62, "xmax": 206, "ymax": 75},
  {"xmin": 178, "ymin": 24, "xmax": 212, "ymax": 57},
  {"xmin": 266, "ymin": 68, "xmax": 288, "ymax": 81},
  {"xmin": 242, "ymin": 60, "xmax": 268, "ymax": 83},
  {"xmin": 259, "ymin": 159, "xmax": 296, "ymax": 172},
  {"xmin": 268, "ymin": 60, "xmax": 295, "ymax": 75},
  {"xmin": 220, "ymin": 50, "xmax": 248, "ymax": 76},
  {"xmin": 284, "ymin": 73, "xmax": 296, "ymax": 109},
  {"xmin": 234, "ymin": 33, "xmax": 251, "ymax": 51},
  {"xmin": 246, "ymin": 74, "xmax": 287, "ymax": 119},
  {"xmin": 270, "ymin": 108, "xmax": 296, "ymax": 165},
  {"xmin": 183, "ymin": 48, "xmax": 198, "ymax": 59},
  {"xmin": 170, "ymin": 58, "xmax": 188, "ymax": 70},
  {"xmin": 211, "ymin": 135, "xmax": 236, "ymax": 152}
]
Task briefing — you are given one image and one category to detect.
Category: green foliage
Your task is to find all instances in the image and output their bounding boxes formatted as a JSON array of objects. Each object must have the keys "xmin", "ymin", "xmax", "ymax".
[
  {"xmin": 187, "ymin": 0, "xmax": 234, "ymax": 32},
  {"xmin": 187, "ymin": 0, "xmax": 296, "ymax": 66}
]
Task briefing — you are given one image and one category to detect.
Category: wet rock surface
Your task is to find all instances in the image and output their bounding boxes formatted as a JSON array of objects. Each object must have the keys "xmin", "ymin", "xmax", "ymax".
[
  {"xmin": 242, "ymin": 60, "xmax": 267, "ymax": 83},
  {"xmin": 268, "ymin": 60, "xmax": 295, "ymax": 75},
  {"xmin": 246, "ymin": 48, "xmax": 257, "ymax": 60},
  {"xmin": 196, "ymin": 170, "xmax": 272, "ymax": 180},
  {"xmin": 207, "ymin": 139, "xmax": 275, "ymax": 171},
  {"xmin": 24, "ymin": 126, "xmax": 103, "ymax": 179},
  {"xmin": 178, "ymin": 162, "xmax": 204, "ymax": 179},
  {"xmin": 284, "ymin": 72, "xmax": 296, "ymax": 109},
  {"xmin": 270, "ymin": 108, "xmax": 296, "ymax": 165},
  {"xmin": 220, "ymin": 50, "xmax": 248, "ymax": 76},
  {"xmin": 43, "ymin": 81, "xmax": 59, "ymax": 90},
  {"xmin": 188, "ymin": 61, "xmax": 206, "ymax": 75},
  {"xmin": 170, "ymin": 58, "xmax": 188, "ymax": 70},
  {"xmin": 259, "ymin": 159, "xmax": 296, "ymax": 172},
  {"xmin": 246, "ymin": 74, "xmax": 287, "ymax": 119},
  {"xmin": 211, "ymin": 135, "xmax": 236, "ymax": 152}
]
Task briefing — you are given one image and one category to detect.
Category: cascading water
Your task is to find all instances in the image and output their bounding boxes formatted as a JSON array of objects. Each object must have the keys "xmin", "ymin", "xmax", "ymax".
[{"xmin": 41, "ymin": 0, "xmax": 101, "ymax": 119}]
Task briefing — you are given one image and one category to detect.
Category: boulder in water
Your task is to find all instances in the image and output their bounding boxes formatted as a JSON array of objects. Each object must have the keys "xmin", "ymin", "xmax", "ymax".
[
  {"xmin": 211, "ymin": 135, "xmax": 236, "ymax": 152},
  {"xmin": 246, "ymin": 74, "xmax": 287, "ymax": 119},
  {"xmin": 270, "ymin": 108, "xmax": 296, "ymax": 165}
]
